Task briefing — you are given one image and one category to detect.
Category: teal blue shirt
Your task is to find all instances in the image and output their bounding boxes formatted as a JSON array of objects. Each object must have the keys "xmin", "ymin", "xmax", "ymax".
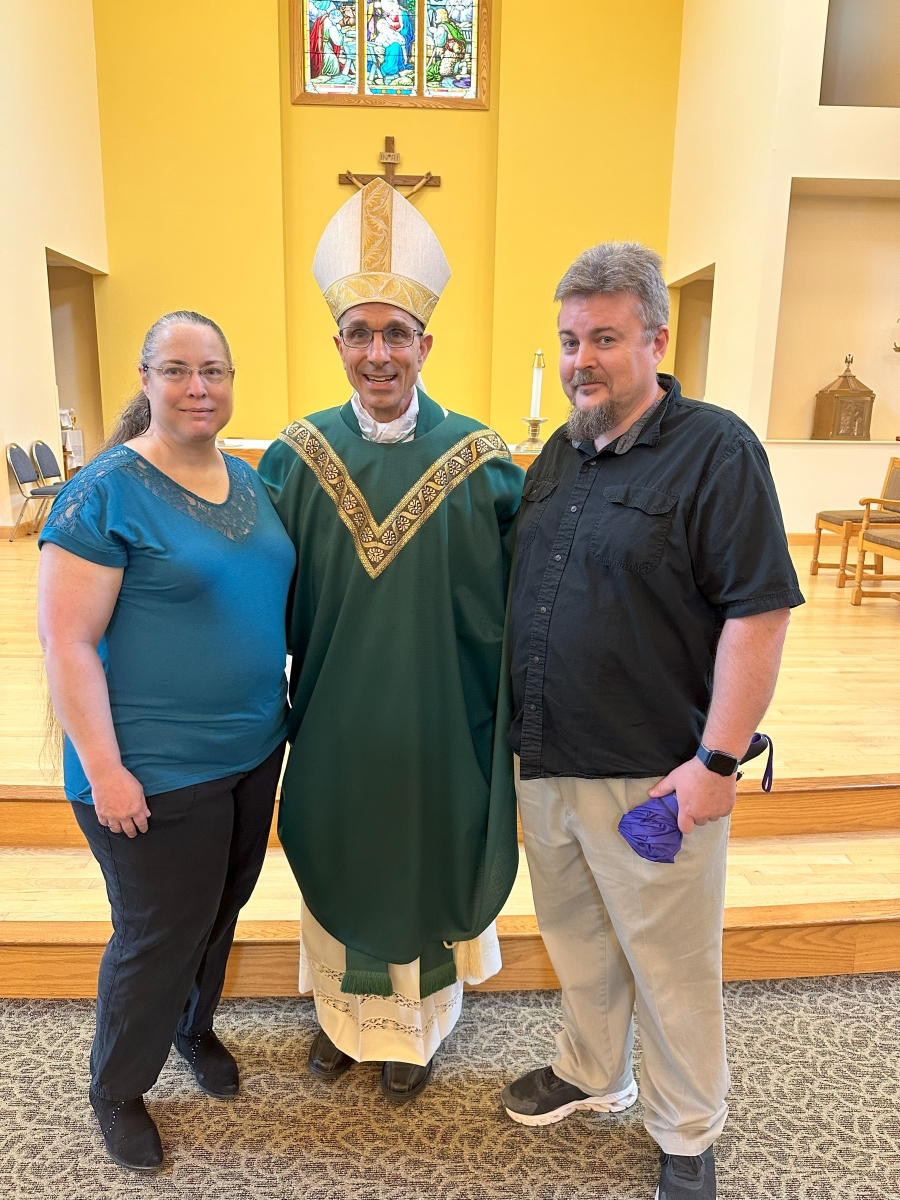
[{"xmin": 39, "ymin": 446, "xmax": 296, "ymax": 802}]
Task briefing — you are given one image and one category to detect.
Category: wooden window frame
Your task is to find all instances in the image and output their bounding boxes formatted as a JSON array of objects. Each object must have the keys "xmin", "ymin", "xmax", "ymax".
[{"xmin": 290, "ymin": 0, "xmax": 491, "ymax": 109}]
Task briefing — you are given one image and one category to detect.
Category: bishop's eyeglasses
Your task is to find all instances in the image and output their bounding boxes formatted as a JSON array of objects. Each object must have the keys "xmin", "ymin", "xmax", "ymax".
[
  {"xmin": 143, "ymin": 363, "xmax": 235, "ymax": 384},
  {"xmin": 339, "ymin": 324, "xmax": 421, "ymax": 350}
]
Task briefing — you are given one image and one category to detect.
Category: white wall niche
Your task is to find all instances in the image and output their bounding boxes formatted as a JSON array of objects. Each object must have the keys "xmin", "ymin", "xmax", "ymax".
[
  {"xmin": 820, "ymin": 0, "xmax": 900, "ymax": 109},
  {"xmin": 672, "ymin": 267, "xmax": 714, "ymax": 401},
  {"xmin": 769, "ymin": 181, "xmax": 900, "ymax": 442}
]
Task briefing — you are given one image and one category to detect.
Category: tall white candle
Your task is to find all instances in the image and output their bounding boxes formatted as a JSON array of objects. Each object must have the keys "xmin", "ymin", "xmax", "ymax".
[{"xmin": 530, "ymin": 350, "xmax": 545, "ymax": 419}]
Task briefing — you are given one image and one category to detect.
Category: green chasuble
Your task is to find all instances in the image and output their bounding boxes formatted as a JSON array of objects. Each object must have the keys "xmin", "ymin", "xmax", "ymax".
[{"xmin": 258, "ymin": 392, "xmax": 524, "ymax": 997}]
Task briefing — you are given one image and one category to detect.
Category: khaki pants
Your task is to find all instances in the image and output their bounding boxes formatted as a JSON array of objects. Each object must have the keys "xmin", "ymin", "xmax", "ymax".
[{"xmin": 515, "ymin": 764, "xmax": 730, "ymax": 1155}]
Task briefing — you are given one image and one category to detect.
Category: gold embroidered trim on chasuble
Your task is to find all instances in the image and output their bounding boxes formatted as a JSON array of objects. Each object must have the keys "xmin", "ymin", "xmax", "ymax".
[{"xmin": 278, "ymin": 419, "xmax": 510, "ymax": 579}]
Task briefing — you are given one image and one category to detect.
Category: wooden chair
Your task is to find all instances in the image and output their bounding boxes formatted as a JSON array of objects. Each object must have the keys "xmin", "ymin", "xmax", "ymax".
[
  {"xmin": 811, "ymin": 456, "xmax": 900, "ymax": 587},
  {"xmin": 850, "ymin": 491, "xmax": 900, "ymax": 606}
]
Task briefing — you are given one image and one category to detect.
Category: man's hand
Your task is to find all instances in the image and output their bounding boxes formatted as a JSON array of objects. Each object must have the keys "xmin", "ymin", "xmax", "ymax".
[
  {"xmin": 648, "ymin": 756, "xmax": 736, "ymax": 835},
  {"xmin": 91, "ymin": 767, "xmax": 151, "ymax": 838}
]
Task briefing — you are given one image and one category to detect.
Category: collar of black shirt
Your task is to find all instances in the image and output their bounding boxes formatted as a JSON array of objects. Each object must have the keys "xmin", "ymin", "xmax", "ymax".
[{"xmin": 571, "ymin": 373, "xmax": 677, "ymax": 459}]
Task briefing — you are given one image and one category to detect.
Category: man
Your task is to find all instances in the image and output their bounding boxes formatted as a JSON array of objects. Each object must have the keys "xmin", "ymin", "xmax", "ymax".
[
  {"xmin": 502, "ymin": 242, "xmax": 803, "ymax": 1199},
  {"xmin": 258, "ymin": 180, "xmax": 523, "ymax": 1102}
]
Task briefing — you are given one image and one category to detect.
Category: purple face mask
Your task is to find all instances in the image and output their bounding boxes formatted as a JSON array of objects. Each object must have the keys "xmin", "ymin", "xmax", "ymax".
[
  {"xmin": 617, "ymin": 794, "xmax": 682, "ymax": 863},
  {"xmin": 617, "ymin": 733, "xmax": 774, "ymax": 863}
]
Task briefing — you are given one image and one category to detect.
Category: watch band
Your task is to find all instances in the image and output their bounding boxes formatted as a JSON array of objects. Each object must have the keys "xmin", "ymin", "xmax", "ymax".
[{"xmin": 696, "ymin": 743, "xmax": 739, "ymax": 777}]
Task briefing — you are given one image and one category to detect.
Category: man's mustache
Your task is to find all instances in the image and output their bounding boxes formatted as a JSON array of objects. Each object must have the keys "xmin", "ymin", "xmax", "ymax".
[{"xmin": 570, "ymin": 370, "xmax": 608, "ymax": 389}]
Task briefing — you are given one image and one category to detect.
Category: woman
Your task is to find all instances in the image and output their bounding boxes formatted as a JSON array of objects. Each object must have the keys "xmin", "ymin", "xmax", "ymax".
[{"xmin": 38, "ymin": 311, "xmax": 295, "ymax": 1172}]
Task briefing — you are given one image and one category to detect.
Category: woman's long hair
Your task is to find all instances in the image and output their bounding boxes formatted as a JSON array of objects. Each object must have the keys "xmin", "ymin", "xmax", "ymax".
[{"xmin": 96, "ymin": 310, "xmax": 233, "ymax": 457}]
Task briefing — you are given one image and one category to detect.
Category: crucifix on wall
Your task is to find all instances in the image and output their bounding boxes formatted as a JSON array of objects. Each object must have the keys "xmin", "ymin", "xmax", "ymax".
[{"xmin": 339, "ymin": 137, "xmax": 441, "ymax": 199}]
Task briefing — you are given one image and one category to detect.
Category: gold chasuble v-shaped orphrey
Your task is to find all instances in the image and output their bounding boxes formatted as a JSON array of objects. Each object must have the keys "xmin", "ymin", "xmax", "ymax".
[{"xmin": 277, "ymin": 417, "xmax": 509, "ymax": 579}]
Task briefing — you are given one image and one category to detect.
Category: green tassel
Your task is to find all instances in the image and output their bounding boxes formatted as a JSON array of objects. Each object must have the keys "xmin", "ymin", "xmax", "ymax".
[
  {"xmin": 419, "ymin": 960, "xmax": 458, "ymax": 999},
  {"xmin": 340, "ymin": 970, "xmax": 394, "ymax": 997}
]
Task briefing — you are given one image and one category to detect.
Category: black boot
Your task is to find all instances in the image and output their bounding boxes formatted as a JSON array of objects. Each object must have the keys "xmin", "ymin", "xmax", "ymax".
[
  {"xmin": 174, "ymin": 1029, "xmax": 239, "ymax": 1100},
  {"xmin": 307, "ymin": 1028, "xmax": 356, "ymax": 1080},
  {"xmin": 380, "ymin": 1057, "xmax": 434, "ymax": 1102},
  {"xmin": 89, "ymin": 1088, "xmax": 163, "ymax": 1172}
]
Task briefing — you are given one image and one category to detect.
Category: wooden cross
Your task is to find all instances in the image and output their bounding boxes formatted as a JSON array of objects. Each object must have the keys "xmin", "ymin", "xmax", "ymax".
[{"xmin": 339, "ymin": 136, "xmax": 441, "ymax": 198}]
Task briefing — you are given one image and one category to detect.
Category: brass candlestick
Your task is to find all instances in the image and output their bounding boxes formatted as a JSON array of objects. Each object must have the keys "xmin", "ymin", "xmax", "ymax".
[{"xmin": 516, "ymin": 417, "xmax": 547, "ymax": 455}]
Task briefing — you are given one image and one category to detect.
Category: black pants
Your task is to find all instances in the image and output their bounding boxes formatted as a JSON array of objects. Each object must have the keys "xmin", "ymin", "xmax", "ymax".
[{"xmin": 72, "ymin": 742, "xmax": 285, "ymax": 1101}]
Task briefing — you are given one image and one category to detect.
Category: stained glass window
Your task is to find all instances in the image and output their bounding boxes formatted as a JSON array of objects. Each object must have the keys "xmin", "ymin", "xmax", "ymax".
[
  {"xmin": 302, "ymin": 1, "xmax": 359, "ymax": 94},
  {"xmin": 365, "ymin": 1, "xmax": 418, "ymax": 96},
  {"xmin": 424, "ymin": 3, "xmax": 477, "ymax": 100},
  {"xmin": 293, "ymin": 0, "xmax": 489, "ymax": 108}
]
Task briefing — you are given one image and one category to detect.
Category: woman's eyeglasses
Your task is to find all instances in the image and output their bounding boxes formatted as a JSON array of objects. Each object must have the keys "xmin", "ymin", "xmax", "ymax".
[{"xmin": 143, "ymin": 363, "xmax": 235, "ymax": 384}]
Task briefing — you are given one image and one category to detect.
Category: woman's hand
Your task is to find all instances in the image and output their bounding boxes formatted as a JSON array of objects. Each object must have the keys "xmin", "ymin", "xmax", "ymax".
[{"xmin": 90, "ymin": 766, "xmax": 151, "ymax": 838}]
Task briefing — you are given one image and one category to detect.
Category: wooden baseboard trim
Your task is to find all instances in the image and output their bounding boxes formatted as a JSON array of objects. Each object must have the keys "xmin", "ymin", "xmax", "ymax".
[
  {"xmin": 730, "ymin": 773, "xmax": 900, "ymax": 837},
  {"xmin": 0, "ymin": 789, "xmax": 283, "ymax": 849},
  {"xmin": 0, "ymin": 525, "xmax": 37, "ymax": 541},
  {"xmin": 2, "ymin": 902, "xmax": 898, "ymax": 997},
  {"xmin": 3, "ymin": 775, "xmax": 899, "ymax": 845},
  {"xmin": 787, "ymin": 533, "xmax": 842, "ymax": 546}
]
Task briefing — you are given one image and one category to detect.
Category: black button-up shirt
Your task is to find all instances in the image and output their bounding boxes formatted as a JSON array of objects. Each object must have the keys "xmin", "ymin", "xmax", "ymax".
[{"xmin": 508, "ymin": 375, "xmax": 804, "ymax": 781}]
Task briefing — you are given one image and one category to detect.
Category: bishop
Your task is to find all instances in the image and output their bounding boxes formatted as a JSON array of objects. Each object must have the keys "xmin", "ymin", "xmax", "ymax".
[{"xmin": 258, "ymin": 179, "xmax": 523, "ymax": 1100}]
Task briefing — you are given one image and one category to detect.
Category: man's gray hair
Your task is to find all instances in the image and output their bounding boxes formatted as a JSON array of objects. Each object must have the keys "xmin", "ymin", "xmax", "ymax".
[{"xmin": 555, "ymin": 241, "xmax": 669, "ymax": 341}]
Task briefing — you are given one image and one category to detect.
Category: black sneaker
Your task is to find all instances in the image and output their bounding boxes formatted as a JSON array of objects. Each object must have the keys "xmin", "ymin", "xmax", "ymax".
[
  {"xmin": 501, "ymin": 1065, "xmax": 638, "ymax": 1126},
  {"xmin": 656, "ymin": 1147, "xmax": 716, "ymax": 1198},
  {"xmin": 89, "ymin": 1088, "xmax": 163, "ymax": 1172},
  {"xmin": 174, "ymin": 1028, "xmax": 239, "ymax": 1099}
]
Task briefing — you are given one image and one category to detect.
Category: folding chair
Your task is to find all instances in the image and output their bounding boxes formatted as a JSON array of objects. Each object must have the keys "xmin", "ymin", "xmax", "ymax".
[
  {"xmin": 31, "ymin": 440, "xmax": 65, "ymax": 488},
  {"xmin": 6, "ymin": 443, "xmax": 64, "ymax": 541}
]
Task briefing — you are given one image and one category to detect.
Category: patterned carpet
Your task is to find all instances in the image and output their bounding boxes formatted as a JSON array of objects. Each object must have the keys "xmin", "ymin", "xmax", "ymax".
[{"xmin": 1, "ymin": 976, "xmax": 898, "ymax": 1199}]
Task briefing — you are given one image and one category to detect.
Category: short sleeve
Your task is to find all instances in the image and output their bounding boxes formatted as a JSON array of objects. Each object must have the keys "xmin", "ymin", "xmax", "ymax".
[
  {"xmin": 38, "ymin": 462, "xmax": 129, "ymax": 568},
  {"xmin": 688, "ymin": 438, "xmax": 805, "ymax": 618}
]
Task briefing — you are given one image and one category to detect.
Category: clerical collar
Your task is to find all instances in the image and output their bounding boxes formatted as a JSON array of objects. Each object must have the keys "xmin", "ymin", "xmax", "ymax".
[{"xmin": 351, "ymin": 390, "xmax": 418, "ymax": 444}]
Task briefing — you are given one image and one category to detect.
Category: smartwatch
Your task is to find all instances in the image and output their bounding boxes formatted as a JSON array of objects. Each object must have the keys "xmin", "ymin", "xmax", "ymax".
[{"xmin": 696, "ymin": 743, "xmax": 739, "ymax": 777}]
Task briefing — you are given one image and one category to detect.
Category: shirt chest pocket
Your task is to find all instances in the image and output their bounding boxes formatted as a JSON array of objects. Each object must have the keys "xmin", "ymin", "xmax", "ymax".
[
  {"xmin": 517, "ymin": 477, "xmax": 559, "ymax": 548},
  {"xmin": 590, "ymin": 484, "xmax": 677, "ymax": 573}
]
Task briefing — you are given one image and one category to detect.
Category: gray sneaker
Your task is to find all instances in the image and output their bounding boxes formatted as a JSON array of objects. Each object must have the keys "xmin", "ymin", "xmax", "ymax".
[
  {"xmin": 656, "ymin": 1146, "xmax": 716, "ymax": 1198},
  {"xmin": 501, "ymin": 1064, "xmax": 638, "ymax": 1127}
]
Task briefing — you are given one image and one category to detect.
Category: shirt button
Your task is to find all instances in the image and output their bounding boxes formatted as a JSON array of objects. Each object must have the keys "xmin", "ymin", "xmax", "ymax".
[
  {"xmin": 533, "ymin": 656, "xmax": 540, "ymax": 663},
  {"xmin": 555, "ymin": 554, "xmax": 561, "ymax": 561},
  {"xmin": 571, "ymin": 506, "xmax": 577, "ymax": 512},
  {"xmin": 540, "ymin": 607, "xmax": 547, "ymax": 613},
  {"xmin": 530, "ymin": 704, "xmax": 536, "ymax": 710}
]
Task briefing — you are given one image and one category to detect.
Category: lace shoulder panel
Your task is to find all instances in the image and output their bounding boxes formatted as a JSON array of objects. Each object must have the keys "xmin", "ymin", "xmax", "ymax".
[
  {"xmin": 43, "ymin": 446, "xmax": 137, "ymax": 536},
  {"xmin": 122, "ymin": 452, "xmax": 259, "ymax": 542}
]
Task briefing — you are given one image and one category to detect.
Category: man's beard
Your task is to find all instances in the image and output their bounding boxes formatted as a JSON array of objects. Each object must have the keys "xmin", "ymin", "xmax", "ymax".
[{"xmin": 565, "ymin": 371, "xmax": 634, "ymax": 442}]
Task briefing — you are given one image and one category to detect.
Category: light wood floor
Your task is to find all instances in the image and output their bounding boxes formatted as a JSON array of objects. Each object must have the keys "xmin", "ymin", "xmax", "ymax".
[
  {"xmin": 3, "ymin": 832, "xmax": 900, "ymax": 926},
  {"xmin": 2, "ymin": 538, "xmax": 899, "ymax": 785}
]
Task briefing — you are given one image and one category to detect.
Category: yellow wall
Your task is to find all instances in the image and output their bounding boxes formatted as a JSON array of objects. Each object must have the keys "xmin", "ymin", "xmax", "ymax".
[
  {"xmin": 489, "ymin": 0, "xmax": 684, "ymax": 446},
  {"xmin": 90, "ymin": 0, "xmax": 684, "ymax": 446},
  {"xmin": 0, "ymin": 0, "xmax": 107, "ymax": 527},
  {"xmin": 91, "ymin": 0, "xmax": 290, "ymax": 439}
]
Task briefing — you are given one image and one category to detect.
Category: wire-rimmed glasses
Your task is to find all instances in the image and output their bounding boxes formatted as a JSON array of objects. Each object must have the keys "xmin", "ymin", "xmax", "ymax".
[{"xmin": 143, "ymin": 363, "xmax": 235, "ymax": 384}]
